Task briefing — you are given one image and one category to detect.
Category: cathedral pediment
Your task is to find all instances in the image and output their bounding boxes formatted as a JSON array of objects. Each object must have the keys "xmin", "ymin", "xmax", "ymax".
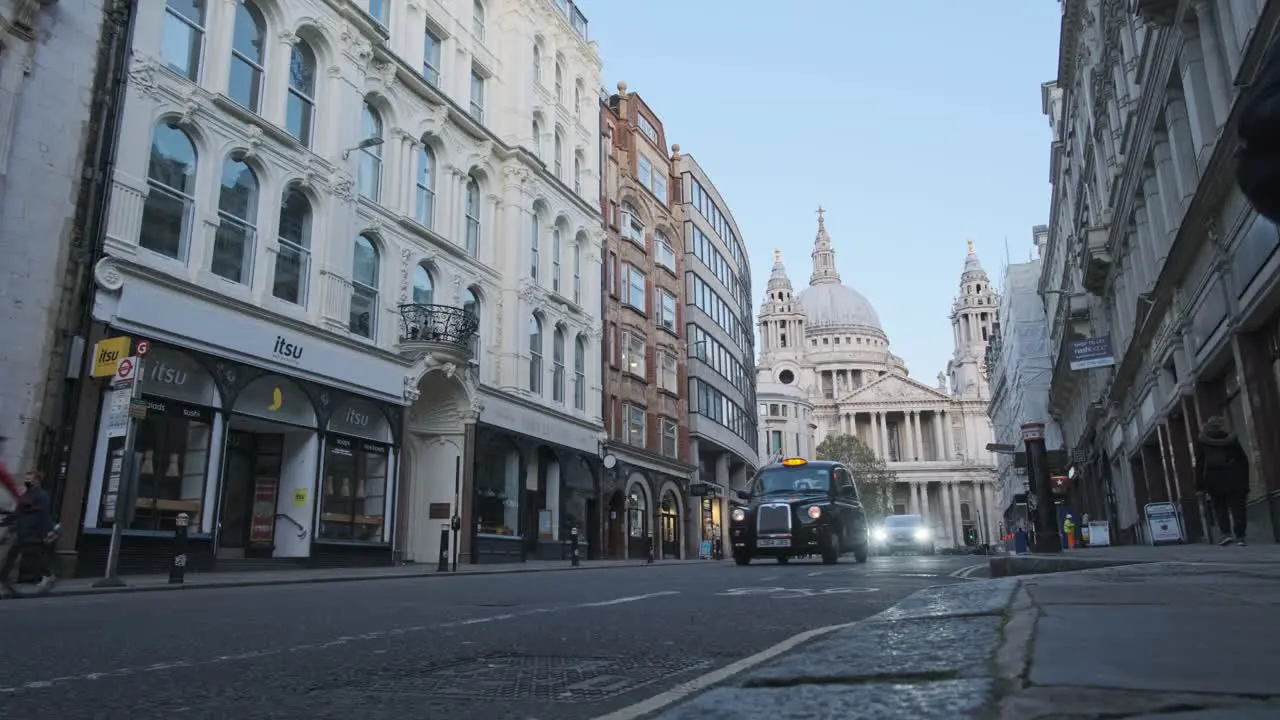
[{"xmin": 840, "ymin": 374, "xmax": 951, "ymax": 406}]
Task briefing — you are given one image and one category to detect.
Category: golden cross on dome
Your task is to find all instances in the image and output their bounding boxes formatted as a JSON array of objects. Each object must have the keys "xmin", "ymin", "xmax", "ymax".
[
  {"xmin": 967, "ymin": 238, "xmax": 975, "ymax": 254},
  {"xmin": 774, "ymin": 247, "xmax": 782, "ymax": 264}
]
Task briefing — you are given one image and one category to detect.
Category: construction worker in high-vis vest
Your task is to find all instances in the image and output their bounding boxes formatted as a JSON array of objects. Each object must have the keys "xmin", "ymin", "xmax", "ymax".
[{"xmin": 1063, "ymin": 514, "xmax": 1077, "ymax": 550}]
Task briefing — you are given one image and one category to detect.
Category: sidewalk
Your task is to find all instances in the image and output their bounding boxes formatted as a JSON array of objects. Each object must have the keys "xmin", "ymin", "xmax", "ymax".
[
  {"xmin": 6, "ymin": 558, "xmax": 708, "ymax": 599},
  {"xmin": 991, "ymin": 541, "xmax": 1280, "ymax": 577},
  {"xmin": 657, "ymin": 548, "xmax": 1280, "ymax": 719}
]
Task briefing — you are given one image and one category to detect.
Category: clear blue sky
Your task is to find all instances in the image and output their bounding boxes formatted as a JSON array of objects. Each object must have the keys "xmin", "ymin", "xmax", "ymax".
[{"xmin": 576, "ymin": 0, "xmax": 1062, "ymax": 379}]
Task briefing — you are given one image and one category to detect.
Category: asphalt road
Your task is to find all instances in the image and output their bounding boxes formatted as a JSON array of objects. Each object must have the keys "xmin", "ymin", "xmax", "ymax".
[{"xmin": 1, "ymin": 554, "xmax": 985, "ymax": 719}]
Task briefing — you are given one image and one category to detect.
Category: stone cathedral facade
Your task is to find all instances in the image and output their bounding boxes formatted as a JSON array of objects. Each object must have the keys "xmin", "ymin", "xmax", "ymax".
[{"xmin": 756, "ymin": 212, "xmax": 999, "ymax": 547}]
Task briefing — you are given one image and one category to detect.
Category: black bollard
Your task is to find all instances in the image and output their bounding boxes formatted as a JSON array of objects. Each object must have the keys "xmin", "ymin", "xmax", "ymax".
[
  {"xmin": 647, "ymin": 534, "xmax": 654, "ymax": 564},
  {"xmin": 169, "ymin": 512, "xmax": 189, "ymax": 584},
  {"xmin": 437, "ymin": 524, "xmax": 450, "ymax": 572},
  {"xmin": 570, "ymin": 525, "xmax": 580, "ymax": 567}
]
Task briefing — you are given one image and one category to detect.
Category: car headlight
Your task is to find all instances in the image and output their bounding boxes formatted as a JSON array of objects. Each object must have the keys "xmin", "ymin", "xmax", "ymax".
[
  {"xmin": 914, "ymin": 528, "xmax": 931, "ymax": 541},
  {"xmin": 731, "ymin": 508, "xmax": 746, "ymax": 522},
  {"xmin": 806, "ymin": 505, "xmax": 823, "ymax": 520},
  {"xmin": 871, "ymin": 528, "xmax": 887, "ymax": 542}
]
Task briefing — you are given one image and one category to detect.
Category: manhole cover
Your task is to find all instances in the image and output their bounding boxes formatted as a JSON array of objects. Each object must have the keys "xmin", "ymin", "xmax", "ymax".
[{"xmin": 366, "ymin": 655, "xmax": 712, "ymax": 702}]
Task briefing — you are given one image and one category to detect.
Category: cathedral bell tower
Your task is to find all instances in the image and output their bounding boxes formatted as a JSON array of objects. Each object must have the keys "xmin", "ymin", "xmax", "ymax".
[
  {"xmin": 758, "ymin": 248, "xmax": 806, "ymax": 382},
  {"xmin": 948, "ymin": 239, "xmax": 998, "ymax": 400}
]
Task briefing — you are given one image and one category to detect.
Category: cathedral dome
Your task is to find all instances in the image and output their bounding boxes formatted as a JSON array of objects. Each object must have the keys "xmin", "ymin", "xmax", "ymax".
[{"xmin": 797, "ymin": 283, "xmax": 883, "ymax": 332}]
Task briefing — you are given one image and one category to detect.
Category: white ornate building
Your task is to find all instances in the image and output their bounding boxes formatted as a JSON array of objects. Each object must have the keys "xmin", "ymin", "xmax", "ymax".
[
  {"xmin": 60, "ymin": 0, "xmax": 605, "ymax": 575},
  {"xmin": 756, "ymin": 211, "xmax": 999, "ymax": 547}
]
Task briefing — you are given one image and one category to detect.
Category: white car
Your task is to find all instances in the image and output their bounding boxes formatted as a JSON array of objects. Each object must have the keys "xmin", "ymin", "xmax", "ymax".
[{"xmin": 870, "ymin": 514, "xmax": 935, "ymax": 555}]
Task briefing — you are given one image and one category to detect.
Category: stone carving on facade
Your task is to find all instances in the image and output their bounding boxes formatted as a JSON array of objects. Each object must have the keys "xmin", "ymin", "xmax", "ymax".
[
  {"xmin": 277, "ymin": 29, "xmax": 297, "ymax": 45},
  {"xmin": 240, "ymin": 125, "xmax": 264, "ymax": 161},
  {"xmin": 371, "ymin": 58, "xmax": 396, "ymax": 90},
  {"xmin": 127, "ymin": 56, "xmax": 159, "ymax": 98},
  {"xmin": 178, "ymin": 90, "xmax": 201, "ymax": 125},
  {"xmin": 93, "ymin": 257, "xmax": 125, "ymax": 292},
  {"xmin": 503, "ymin": 166, "xmax": 530, "ymax": 187},
  {"xmin": 326, "ymin": 65, "xmax": 343, "ymax": 78},
  {"xmin": 330, "ymin": 170, "xmax": 354, "ymax": 201},
  {"xmin": 399, "ymin": 247, "xmax": 411, "ymax": 304}
]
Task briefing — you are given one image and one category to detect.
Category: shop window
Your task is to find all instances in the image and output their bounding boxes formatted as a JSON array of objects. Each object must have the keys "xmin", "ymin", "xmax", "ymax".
[
  {"xmin": 477, "ymin": 447, "xmax": 521, "ymax": 536},
  {"xmin": 103, "ymin": 399, "xmax": 213, "ymax": 532},
  {"xmin": 319, "ymin": 436, "xmax": 388, "ymax": 541},
  {"xmin": 328, "ymin": 396, "xmax": 391, "ymax": 441},
  {"xmin": 627, "ymin": 484, "xmax": 648, "ymax": 538}
]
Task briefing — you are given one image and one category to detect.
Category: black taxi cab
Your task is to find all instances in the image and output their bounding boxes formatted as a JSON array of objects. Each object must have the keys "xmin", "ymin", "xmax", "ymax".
[{"xmin": 729, "ymin": 458, "xmax": 870, "ymax": 565}]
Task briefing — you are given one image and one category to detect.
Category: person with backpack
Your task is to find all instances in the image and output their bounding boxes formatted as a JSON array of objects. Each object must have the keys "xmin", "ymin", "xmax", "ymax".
[
  {"xmin": 1194, "ymin": 416, "xmax": 1252, "ymax": 546},
  {"xmin": 0, "ymin": 467, "xmax": 58, "ymax": 594},
  {"xmin": 1237, "ymin": 29, "xmax": 1280, "ymax": 224}
]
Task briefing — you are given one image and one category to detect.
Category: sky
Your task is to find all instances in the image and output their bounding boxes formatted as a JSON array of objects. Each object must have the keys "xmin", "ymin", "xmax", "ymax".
[{"xmin": 576, "ymin": 0, "xmax": 1062, "ymax": 379}]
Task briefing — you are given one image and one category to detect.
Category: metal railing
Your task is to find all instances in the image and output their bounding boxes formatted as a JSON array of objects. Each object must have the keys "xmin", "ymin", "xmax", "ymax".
[{"xmin": 397, "ymin": 303, "xmax": 479, "ymax": 348}]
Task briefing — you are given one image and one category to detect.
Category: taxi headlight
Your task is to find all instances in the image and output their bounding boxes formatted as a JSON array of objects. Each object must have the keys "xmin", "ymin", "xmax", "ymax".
[
  {"xmin": 871, "ymin": 528, "xmax": 887, "ymax": 542},
  {"xmin": 731, "ymin": 508, "xmax": 746, "ymax": 523},
  {"xmin": 806, "ymin": 505, "xmax": 823, "ymax": 520},
  {"xmin": 914, "ymin": 528, "xmax": 931, "ymax": 541}
]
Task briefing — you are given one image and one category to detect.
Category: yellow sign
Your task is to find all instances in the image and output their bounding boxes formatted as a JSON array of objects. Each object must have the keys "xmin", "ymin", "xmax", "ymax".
[
  {"xmin": 293, "ymin": 488, "xmax": 308, "ymax": 506},
  {"xmin": 91, "ymin": 336, "xmax": 131, "ymax": 377}
]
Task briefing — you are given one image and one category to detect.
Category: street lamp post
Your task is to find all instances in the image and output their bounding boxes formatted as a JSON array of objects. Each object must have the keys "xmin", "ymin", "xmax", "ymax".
[{"xmin": 1022, "ymin": 422, "xmax": 1061, "ymax": 553}]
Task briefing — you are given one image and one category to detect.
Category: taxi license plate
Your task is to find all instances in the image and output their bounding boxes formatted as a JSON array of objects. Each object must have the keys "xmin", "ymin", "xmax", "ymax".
[{"xmin": 759, "ymin": 539, "xmax": 790, "ymax": 548}]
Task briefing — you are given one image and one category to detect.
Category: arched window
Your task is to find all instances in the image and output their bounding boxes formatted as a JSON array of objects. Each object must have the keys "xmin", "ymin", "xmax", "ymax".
[
  {"xmin": 472, "ymin": 0, "xmax": 485, "ymax": 40},
  {"xmin": 465, "ymin": 175, "xmax": 480, "ymax": 256},
  {"xmin": 531, "ymin": 118, "xmax": 541, "ymax": 157},
  {"xmin": 528, "ymin": 314, "xmax": 543, "ymax": 394},
  {"xmin": 552, "ymin": 326, "xmax": 566, "ymax": 403},
  {"xmin": 369, "ymin": 0, "xmax": 389, "ymax": 26},
  {"xmin": 554, "ymin": 61, "xmax": 563, "ymax": 103},
  {"xmin": 350, "ymin": 235, "xmax": 379, "ymax": 339},
  {"xmin": 573, "ymin": 335, "xmax": 586, "ymax": 410},
  {"xmin": 212, "ymin": 155, "xmax": 259, "ymax": 284},
  {"xmin": 463, "ymin": 286, "xmax": 480, "ymax": 361},
  {"xmin": 162, "ymin": 0, "xmax": 206, "ymax": 81},
  {"xmin": 358, "ymin": 101, "xmax": 383, "ymax": 201},
  {"xmin": 572, "ymin": 239, "xmax": 582, "ymax": 304},
  {"xmin": 139, "ymin": 122, "xmax": 197, "ymax": 260},
  {"xmin": 529, "ymin": 212, "xmax": 540, "ymax": 282},
  {"xmin": 551, "ymin": 225, "xmax": 562, "ymax": 294},
  {"xmin": 573, "ymin": 153, "xmax": 582, "ymax": 195},
  {"xmin": 532, "ymin": 42, "xmax": 542, "ymax": 83},
  {"xmin": 412, "ymin": 264, "xmax": 433, "ymax": 304},
  {"xmin": 416, "ymin": 146, "xmax": 435, "ymax": 228},
  {"xmin": 273, "ymin": 187, "xmax": 311, "ymax": 304},
  {"xmin": 286, "ymin": 42, "xmax": 316, "ymax": 146},
  {"xmin": 229, "ymin": 0, "xmax": 266, "ymax": 113},
  {"xmin": 554, "ymin": 129, "xmax": 564, "ymax": 178}
]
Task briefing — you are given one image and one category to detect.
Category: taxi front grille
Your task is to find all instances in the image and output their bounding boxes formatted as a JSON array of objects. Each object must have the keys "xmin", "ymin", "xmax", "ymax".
[{"xmin": 757, "ymin": 504, "xmax": 791, "ymax": 535}]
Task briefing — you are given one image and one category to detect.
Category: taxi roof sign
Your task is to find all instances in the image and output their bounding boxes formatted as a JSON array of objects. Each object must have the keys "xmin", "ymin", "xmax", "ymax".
[{"xmin": 781, "ymin": 458, "xmax": 807, "ymax": 466}]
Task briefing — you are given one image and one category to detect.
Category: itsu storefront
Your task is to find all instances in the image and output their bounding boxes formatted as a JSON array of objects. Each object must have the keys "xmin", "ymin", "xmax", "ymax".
[{"xmin": 78, "ymin": 270, "xmax": 410, "ymax": 575}]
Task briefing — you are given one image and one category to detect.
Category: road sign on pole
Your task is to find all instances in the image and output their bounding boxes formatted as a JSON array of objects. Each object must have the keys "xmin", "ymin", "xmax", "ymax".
[
  {"xmin": 136, "ymin": 340, "xmax": 151, "ymax": 356},
  {"xmin": 115, "ymin": 356, "xmax": 137, "ymax": 384}
]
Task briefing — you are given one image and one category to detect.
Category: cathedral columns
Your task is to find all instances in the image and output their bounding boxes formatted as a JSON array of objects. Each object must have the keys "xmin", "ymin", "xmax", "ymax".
[
  {"xmin": 911, "ymin": 411, "xmax": 924, "ymax": 462},
  {"xmin": 934, "ymin": 409, "xmax": 948, "ymax": 461},
  {"xmin": 949, "ymin": 482, "xmax": 964, "ymax": 545},
  {"xmin": 921, "ymin": 481, "xmax": 932, "ymax": 528},
  {"xmin": 876, "ymin": 411, "xmax": 888, "ymax": 459},
  {"xmin": 939, "ymin": 482, "xmax": 954, "ymax": 544}
]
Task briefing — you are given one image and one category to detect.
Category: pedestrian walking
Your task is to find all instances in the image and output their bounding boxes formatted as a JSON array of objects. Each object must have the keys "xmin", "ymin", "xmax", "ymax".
[
  {"xmin": 0, "ymin": 469, "xmax": 58, "ymax": 595},
  {"xmin": 1194, "ymin": 416, "xmax": 1251, "ymax": 547},
  {"xmin": 1063, "ymin": 514, "xmax": 1077, "ymax": 550}
]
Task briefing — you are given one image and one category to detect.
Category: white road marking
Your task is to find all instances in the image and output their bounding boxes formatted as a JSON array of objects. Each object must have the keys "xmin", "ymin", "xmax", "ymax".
[
  {"xmin": 578, "ymin": 591, "xmax": 679, "ymax": 607},
  {"xmin": 950, "ymin": 563, "xmax": 987, "ymax": 579},
  {"xmin": 0, "ymin": 590, "xmax": 681, "ymax": 695},
  {"xmin": 590, "ymin": 620, "xmax": 858, "ymax": 720},
  {"xmin": 717, "ymin": 586, "xmax": 880, "ymax": 599}
]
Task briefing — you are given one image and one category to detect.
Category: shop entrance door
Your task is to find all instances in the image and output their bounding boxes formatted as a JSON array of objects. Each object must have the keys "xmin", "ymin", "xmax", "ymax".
[{"xmin": 218, "ymin": 430, "xmax": 283, "ymax": 558}]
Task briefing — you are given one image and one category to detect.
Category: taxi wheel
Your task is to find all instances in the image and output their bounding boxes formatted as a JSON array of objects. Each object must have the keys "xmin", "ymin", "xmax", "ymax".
[
  {"xmin": 821, "ymin": 534, "xmax": 841, "ymax": 565},
  {"xmin": 853, "ymin": 543, "xmax": 869, "ymax": 564},
  {"xmin": 776, "ymin": 556, "xmax": 789, "ymax": 564}
]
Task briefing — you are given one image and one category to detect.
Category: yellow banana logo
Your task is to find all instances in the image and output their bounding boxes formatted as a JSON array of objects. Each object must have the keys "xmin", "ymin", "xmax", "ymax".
[{"xmin": 268, "ymin": 387, "xmax": 283, "ymax": 411}]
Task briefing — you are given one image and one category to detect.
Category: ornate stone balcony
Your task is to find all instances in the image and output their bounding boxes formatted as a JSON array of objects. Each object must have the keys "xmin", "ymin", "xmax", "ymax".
[{"xmin": 396, "ymin": 303, "xmax": 479, "ymax": 364}]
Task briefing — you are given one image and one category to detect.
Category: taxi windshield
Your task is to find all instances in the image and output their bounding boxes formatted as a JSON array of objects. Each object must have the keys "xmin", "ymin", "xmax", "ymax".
[
  {"xmin": 753, "ymin": 466, "xmax": 831, "ymax": 495},
  {"xmin": 884, "ymin": 515, "xmax": 923, "ymax": 528}
]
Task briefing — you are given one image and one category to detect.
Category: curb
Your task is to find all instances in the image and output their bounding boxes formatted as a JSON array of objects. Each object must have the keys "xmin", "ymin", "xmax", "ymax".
[
  {"xmin": 987, "ymin": 555, "xmax": 1149, "ymax": 578},
  {"xmin": 648, "ymin": 578, "xmax": 1022, "ymax": 720},
  {"xmin": 12, "ymin": 560, "xmax": 710, "ymax": 600}
]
